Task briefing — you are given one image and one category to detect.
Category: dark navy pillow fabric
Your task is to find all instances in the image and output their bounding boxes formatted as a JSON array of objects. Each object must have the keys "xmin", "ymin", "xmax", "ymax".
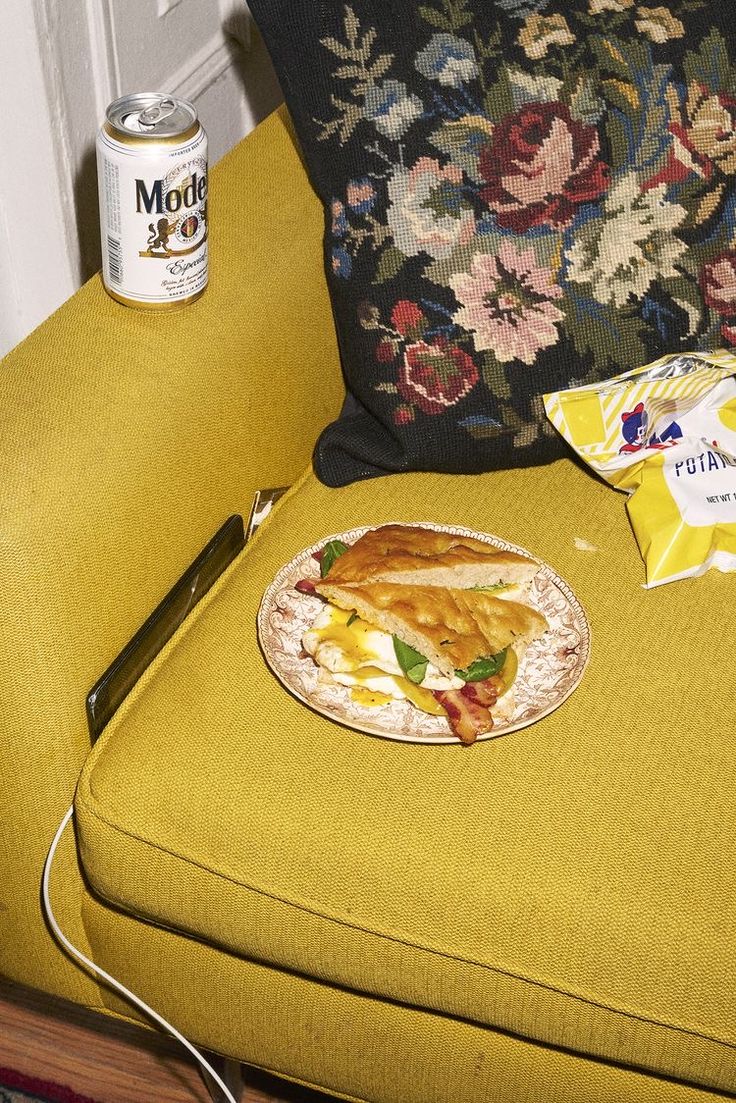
[{"xmin": 248, "ymin": 0, "xmax": 736, "ymax": 486}]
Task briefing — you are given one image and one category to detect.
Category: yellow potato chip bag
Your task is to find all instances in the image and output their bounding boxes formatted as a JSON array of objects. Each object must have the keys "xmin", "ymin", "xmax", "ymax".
[{"xmin": 543, "ymin": 351, "xmax": 736, "ymax": 587}]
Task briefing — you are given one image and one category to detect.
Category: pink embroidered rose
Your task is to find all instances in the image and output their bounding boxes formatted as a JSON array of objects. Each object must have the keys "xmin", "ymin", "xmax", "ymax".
[
  {"xmin": 702, "ymin": 253, "xmax": 736, "ymax": 316},
  {"xmin": 479, "ymin": 102, "xmax": 609, "ymax": 232},
  {"xmin": 397, "ymin": 338, "xmax": 479, "ymax": 415},
  {"xmin": 450, "ymin": 243, "xmax": 564, "ymax": 365}
]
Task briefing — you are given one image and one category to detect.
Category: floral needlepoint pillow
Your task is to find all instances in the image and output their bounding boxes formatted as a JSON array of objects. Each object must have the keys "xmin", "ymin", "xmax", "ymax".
[{"xmin": 248, "ymin": 0, "xmax": 736, "ymax": 486}]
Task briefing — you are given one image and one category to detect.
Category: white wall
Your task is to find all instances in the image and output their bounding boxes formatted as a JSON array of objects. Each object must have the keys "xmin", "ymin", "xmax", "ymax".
[{"xmin": 0, "ymin": 0, "xmax": 282, "ymax": 358}]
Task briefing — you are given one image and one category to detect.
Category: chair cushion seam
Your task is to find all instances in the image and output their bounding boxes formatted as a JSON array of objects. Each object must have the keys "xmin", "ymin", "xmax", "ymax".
[{"xmin": 78, "ymin": 797, "xmax": 736, "ymax": 1054}]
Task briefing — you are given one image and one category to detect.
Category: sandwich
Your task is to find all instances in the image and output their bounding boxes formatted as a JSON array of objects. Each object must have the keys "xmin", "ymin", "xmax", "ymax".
[
  {"xmin": 300, "ymin": 527, "xmax": 548, "ymax": 744},
  {"xmin": 321, "ymin": 523, "xmax": 539, "ymax": 595}
]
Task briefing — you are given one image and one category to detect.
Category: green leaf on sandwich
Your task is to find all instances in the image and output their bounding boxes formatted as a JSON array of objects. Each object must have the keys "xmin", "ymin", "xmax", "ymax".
[
  {"xmin": 455, "ymin": 648, "xmax": 508, "ymax": 682},
  {"xmin": 392, "ymin": 636, "xmax": 429, "ymax": 685},
  {"xmin": 320, "ymin": 540, "xmax": 349, "ymax": 577}
]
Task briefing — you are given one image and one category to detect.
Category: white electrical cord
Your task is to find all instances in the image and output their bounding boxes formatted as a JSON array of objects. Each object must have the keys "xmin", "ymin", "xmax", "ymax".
[{"xmin": 42, "ymin": 805, "xmax": 238, "ymax": 1103}]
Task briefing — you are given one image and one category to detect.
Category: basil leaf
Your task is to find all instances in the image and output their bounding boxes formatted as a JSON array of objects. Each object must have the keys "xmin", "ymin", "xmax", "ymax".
[
  {"xmin": 392, "ymin": 636, "xmax": 429, "ymax": 685},
  {"xmin": 320, "ymin": 539, "xmax": 349, "ymax": 578},
  {"xmin": 455, "ymin": 648, "xmax": 508, "ymax": 682},
  {"xmin": 346, "ymin": 612, "xmax": 359, "ymax": 626},
  {"xmin": 469, "ymin": 582, "xmax": 508, "ymax": 592}
]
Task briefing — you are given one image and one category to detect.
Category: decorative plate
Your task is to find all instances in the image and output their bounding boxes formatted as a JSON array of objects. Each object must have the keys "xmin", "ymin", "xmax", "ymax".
[{"xmin": 257, "ymin": 523, "xmax": 590, "ymax": 745}]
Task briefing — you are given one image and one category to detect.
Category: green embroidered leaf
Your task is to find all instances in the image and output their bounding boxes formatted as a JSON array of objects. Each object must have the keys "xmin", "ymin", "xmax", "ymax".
[
  {"xmin": 320, "ymin": 36, "xmax": 354, "ymax": 61},
  {"xmin": 567, "ymin": 74, "xmax": 605, "ymax": 125},
  {"xmin": 664, "ymin": 275, "xmax": 704, "ymax": 338},
  {"xmin": 367, "ymin": 53, "xmax": 393, "ymax": 81},
  {"xmin": 373, "ymin": 245, "xmax": 406, "ymax": 285},
  {"xmin": 320, "ymin": 540, "xmax": 349, "ymax": 577},
  {"xmin": 358, "ymin": 27, "xmax": 378, "ymax": 57},
  {"xmin": 393, "ymin": 637, "xmax": 429, "ymax": 685},
  {"xmin": 418, "ymin": 5, "xmax": 452, "ymax": 31},
  {"xmin": 343, "ymin": 6, "xmax": 360, "ymax": 46},
  {"xmin": 428, "ymin": 118, "xmax": 493, "ymax": 183},
  {"xmin": 456, "ymin": 649, "xmax": 507, "ymax": 683},
  {"xmin": 445, "ymin": 0, "xmax": 474, "ymax": 30},
  {"xmin": 563, "ymin": 294, "xmax": 647, "ymax": 378},
  {"xmin": 591, "ymin": 34, "xmax": 670, "ymax": 176},
  {"xmin": 683, "ymin": 27, "xmax": 735, "ymax": 95},
  {"xmin": 334, "ymin": 63, "xmax": 367, "ymax": 80},
  {"xmin": 590, "ymin": 35, "xmax": 646, "ymax": 81},
  {"xmin": 480, "ymin": 351, "xmax": 512, "ymax": 400},
  {"xmin": 315, "ymin": 94, "xmax": 364, "ymax": 144},
  {"xmin": 484, "ymin": 65, "xmax": 515, "ymax": 124},
  {"xmin": 419, "ymin": 0, "xmax": 473, "ymax": 31},
  {"xmin": 601, "ymin": 78, "xmax": 640, "ymax": 115}
]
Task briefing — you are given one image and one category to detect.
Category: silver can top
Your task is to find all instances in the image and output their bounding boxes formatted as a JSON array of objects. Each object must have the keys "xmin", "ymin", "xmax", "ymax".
[{"xmin": 105, "ymin": 93, "xmax": 198, "ymax": 139}]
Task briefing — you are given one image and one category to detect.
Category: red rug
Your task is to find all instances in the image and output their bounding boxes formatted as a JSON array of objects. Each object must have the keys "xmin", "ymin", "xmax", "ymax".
[{"xmin": 0, "ymin": 1068, "xmax": 102, "ymax": 1103}]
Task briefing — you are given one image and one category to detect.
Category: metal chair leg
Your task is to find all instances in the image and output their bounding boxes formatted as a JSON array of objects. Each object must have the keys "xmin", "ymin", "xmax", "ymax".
[{"xmin": 200, "ymin": 1053, "xmax": 244, "ymax": 1103}]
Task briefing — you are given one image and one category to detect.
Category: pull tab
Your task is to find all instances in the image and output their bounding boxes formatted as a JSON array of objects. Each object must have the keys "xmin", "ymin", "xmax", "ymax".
[{"xmin": 138, "ymin": 97, "xmax": 177, "ymax": 129}]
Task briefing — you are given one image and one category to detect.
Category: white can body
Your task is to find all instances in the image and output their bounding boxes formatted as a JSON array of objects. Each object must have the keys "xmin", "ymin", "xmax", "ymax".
[{"xmin": 96, "ymin": 113, "xmax": 208, "ymax": 309}]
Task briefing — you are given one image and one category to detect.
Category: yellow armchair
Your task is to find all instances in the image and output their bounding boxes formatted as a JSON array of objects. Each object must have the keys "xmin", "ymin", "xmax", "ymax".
[
  {"xmin": 0, "ymin": 106, "xmax": 342, "ymax": 1009},
  {"xmin": 2, "ymin": 106, "xmax": 735, "ymax": 1103}
]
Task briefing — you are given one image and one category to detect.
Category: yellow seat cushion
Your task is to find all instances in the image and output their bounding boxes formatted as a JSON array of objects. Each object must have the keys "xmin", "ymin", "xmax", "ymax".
[{"xmin": 76, "ymin": 458, "xmax": 736, "ymax": 1095}]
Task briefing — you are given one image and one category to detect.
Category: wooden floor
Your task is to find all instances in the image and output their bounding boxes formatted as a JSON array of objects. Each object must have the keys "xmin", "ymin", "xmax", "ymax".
[{"xmin": 0, "ymin": 979, "xmax": 333, "ymax": 1103}]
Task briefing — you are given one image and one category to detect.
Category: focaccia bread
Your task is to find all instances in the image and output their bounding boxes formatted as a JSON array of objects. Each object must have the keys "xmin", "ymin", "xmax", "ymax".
[
  {"xmin": 316, "ymin": 579, "xmax": 548, "ymax": 678},
  {"xmin": 323, "ymin": 524, "xmax": 539, "ymax": 589}
]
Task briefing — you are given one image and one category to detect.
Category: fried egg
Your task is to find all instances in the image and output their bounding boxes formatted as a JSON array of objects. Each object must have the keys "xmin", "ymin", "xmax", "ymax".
[{"xmin": 303, "ymin": 605, "xmax": 462, "ymax": 714}]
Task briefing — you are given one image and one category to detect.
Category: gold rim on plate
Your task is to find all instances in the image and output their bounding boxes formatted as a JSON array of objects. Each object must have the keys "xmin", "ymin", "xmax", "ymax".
[{"xmin": 257, "ymin": 523, "xmax": 591, "ymax": 745}]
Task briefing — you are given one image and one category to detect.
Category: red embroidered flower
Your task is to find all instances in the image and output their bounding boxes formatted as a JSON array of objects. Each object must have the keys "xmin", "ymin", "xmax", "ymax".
[
  {"xmin": 479, "ymin": 102, "xmax": 609, "ymax": 232},
  {"xmin": 391, "ymin": 300, "xmax": 424, "ymax": 335},
  {"xmin": 701, "ymin": 252, "xmax": 736, "ymax": 315},
  {"xmin": 397, "ymin": 339, "xmax": 479, "ymax": 416},
  {"xmin": 375, "ymin": 340, "xmax": 396, "ymax": 363},
  {"xmin": 393, "ymin": 404, "xmax": 415, "ymax": 425}
]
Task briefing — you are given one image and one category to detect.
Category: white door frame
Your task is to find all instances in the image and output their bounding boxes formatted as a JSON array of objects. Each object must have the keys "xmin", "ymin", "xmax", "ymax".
[
  {"xmin": 0, "ymin": 0, "xmax": 253, "ymax": 359},
  {"xmin": 0, "ymin": 0, "xmax": 80, "ymax": 356}
]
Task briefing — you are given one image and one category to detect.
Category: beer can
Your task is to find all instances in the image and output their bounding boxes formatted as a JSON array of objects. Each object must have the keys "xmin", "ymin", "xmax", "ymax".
[{"xmin": 96, "ymin": 92, "xmax": 208, "ymax": 310}]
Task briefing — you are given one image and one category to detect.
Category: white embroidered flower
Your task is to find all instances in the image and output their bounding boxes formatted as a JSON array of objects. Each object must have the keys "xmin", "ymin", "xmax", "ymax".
[
  {"xmin": 388, "ymin": 157, "xmax": 476, "ymax": 260},
  {"xmin": 566, "ymin": 173, "xmax": 687, "ymax": 307}
]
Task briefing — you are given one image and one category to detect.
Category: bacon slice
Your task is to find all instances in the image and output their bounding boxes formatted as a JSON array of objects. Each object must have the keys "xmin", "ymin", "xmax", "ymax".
[
  {"xmin": 461, "ymin": 677, "xmax": 501, "ymax": 709},
  {"xmin": 432, "ymin": 689, "xmax": 492, "ymax": 745},
  {"xmin": 433, "ymin": 677, "xmax": 501, "ymax": 745},
  {"xmin": 295, "ymin": 577, "xmax": 317, "ymax": 595}
]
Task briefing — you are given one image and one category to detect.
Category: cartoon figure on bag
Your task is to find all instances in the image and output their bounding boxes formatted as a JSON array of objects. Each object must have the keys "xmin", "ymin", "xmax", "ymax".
[{"xmin": 619, "ymin": 402, "xmax": 683, "ymax": 453}]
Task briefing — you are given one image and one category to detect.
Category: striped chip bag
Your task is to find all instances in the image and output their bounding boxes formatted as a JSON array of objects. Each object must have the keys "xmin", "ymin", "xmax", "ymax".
[{"xmin": 543, "ymin": 350, "xmax": 736, "ymax": 587}]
